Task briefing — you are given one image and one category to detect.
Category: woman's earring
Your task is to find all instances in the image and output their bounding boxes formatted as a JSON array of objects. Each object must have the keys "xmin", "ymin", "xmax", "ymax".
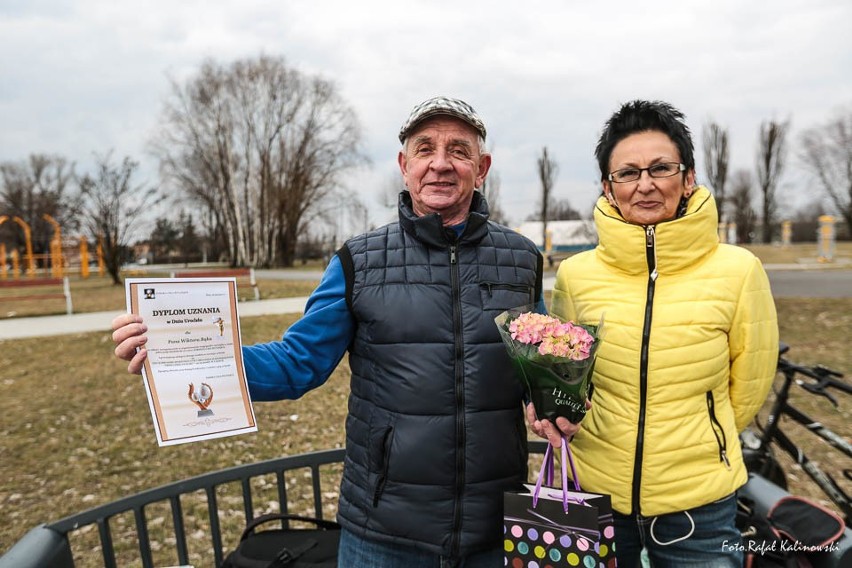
[{"xmin": 677, "ymin": 195, "xmax": 689, "ymax": 217}]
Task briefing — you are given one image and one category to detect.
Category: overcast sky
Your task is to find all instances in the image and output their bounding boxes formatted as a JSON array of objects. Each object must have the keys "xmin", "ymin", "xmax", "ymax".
[{"xmin": 1, "ymin": 0, "xmax": 850, "ymax": 236}]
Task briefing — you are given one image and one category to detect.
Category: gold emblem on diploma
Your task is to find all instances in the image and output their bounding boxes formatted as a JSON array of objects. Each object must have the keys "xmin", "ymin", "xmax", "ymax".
[{"xmin": 188, "ymin": 382, "xmax": 214, "ymax": 417}]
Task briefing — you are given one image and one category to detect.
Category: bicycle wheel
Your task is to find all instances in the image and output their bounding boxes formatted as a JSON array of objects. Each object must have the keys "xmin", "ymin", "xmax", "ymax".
[{"xmin": 744, "ymin": 452, "xmax": 788, "ymax": 490}]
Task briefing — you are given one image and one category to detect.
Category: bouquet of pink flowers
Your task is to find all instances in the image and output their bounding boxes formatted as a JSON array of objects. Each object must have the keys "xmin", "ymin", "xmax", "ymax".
[{"xmin": 495, "ymin": 305, "xmax": 604, "ymax": 423}]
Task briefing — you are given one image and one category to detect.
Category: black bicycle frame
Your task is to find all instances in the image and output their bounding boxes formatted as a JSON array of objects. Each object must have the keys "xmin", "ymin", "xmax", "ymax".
[{"xmin": 758, "ymin": 361, "xmax": 852, "ymax": 519}]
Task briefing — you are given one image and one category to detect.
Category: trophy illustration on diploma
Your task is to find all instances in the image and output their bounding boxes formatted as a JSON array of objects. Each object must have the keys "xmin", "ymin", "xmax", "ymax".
[
  {"xmin": 188, "ymin": 382, "xmax": 214, "ymax": 417},
  {"xmin": 213, "ymin": 316, "xmax": 225, "ymax": 337}
]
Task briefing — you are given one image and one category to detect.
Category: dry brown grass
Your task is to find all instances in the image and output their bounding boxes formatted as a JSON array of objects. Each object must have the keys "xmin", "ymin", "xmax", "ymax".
[
  {"xmin": 760, "ymin": 297, "xmax": 852, "ymax": 515},
  {"xmin": 0, "ymin": 314, "xmax": 349, "ymax": 566},
  {"xmin": 0, "ymin": 262, "xmax": 850, "ymax": 564},
  {"xmin": 740, "ymin": 241, "xmax": 852, "ymax": 266}
]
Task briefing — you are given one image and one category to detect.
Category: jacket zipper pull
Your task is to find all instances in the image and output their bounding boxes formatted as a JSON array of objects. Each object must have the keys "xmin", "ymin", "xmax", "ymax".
[
  {"xmin": 645, "ymin": 225, "xmax": 658, "ymax": 281},
  {"xmin": 450, "ymin": 245, "xmax": 457, "ymax": 265},
  {"xmin": 720, "ymin": 449, "xmax": 731, "ymax": 470}
]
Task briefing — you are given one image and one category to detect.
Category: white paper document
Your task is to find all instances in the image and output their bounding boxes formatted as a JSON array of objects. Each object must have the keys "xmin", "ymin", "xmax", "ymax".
[{"xmin": 125, "ymin": 277, "xmax": 257, "ymax": 446}]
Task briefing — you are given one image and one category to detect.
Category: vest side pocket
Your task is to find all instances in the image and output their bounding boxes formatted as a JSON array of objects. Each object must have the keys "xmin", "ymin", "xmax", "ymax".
[{"xmin": 371, "ymin": 424, "xmax": 395, "ymax": 507}]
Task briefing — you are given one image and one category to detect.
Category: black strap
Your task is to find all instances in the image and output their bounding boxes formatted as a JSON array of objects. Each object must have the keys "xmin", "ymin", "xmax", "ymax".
[
  {"xmin": 534, "ymin": 251, "xmax": 544, "ymax": 304},
  {"xmin": 335, "ymin": 245, "xmax": 355, "ymax": 315},
  {"xmin": 240, "ymin": 513, "xmax": 339, "ymax": 542}
]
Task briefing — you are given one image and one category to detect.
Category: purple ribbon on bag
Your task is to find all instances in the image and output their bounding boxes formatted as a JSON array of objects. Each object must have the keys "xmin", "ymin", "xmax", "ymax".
[{"xmin": 532, "ymin": 434, "xmax": 585, "ymax": 512}]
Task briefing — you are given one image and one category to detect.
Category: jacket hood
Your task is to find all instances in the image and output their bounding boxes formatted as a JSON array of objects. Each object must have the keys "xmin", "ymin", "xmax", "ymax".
[{"xmin": 593, "ymin": 185, "xmax": 719, "ymax": 275}]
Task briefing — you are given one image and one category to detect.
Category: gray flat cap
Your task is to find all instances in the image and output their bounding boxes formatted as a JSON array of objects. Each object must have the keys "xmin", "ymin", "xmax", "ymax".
[{"xmin": 398, "ymin": 96, "xmax": 487, "ymax": 143}]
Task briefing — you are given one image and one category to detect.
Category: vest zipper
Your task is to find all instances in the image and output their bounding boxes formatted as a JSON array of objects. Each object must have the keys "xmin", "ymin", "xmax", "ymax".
[
  {"xmin": 631, "ymin": 225, "xmax": 657, "ymax": 515},
  {"xmin": 449, "ymin": 241, "xmax": 466, "ymax": 557}
]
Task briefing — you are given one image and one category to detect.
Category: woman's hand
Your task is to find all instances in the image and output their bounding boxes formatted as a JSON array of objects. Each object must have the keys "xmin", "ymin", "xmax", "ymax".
[
  {"xmin": 111, "ymin": 314, "xmax": 149, "ymax": 374},
  {"xmin": 525, "ymin": 401, "xmax": 591, "ymax": 447}
]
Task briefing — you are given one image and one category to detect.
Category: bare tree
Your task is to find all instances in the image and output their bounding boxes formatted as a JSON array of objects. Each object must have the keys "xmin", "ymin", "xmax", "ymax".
[
  {"xmin": 702, "ymin": 121, "xmax": 730, "ymax": 224},
  {"xmin": 153, "ymin": 55, "xmax": 367, "ymax": 267},
  {"xmin": 0, "ymin": 155, "xmax": 79, "ymax": 256},
  {"xmin": 548, "ymin": 198, "xmax": 582, "ymax": 221},
  {"xmin": 537, "ymin": 147, "xmax": 558, "ymax": 247},
  {"xmin": 729, "ymin": 169, "xmax": 757, "ymax": 244},
  {"xmin": 78, "ymin": 153, "xmax": 161, "ymax": 284},
  {"xmin": 480, "ymin": 170, "xmax": 507, "ymax": 225},
  {"xmin": 378, "ymin": 170, "xmax": 404, "ymax": 211},
  {"xmin": 177, "ymin": 211, "xmax": 202, "ymax": 265},
  {"xmin": 799, "ymin": 106, "xmax": 852, "ymax": 236},
  {"xmin": 755, "ymin": 119, "xmax": 789, "ymax": 243},
  {"xmin": 149, "ymin": 216, "xmax": 180, "ymax": 262},
  {"xmin": 789, "ymin": 199, "xmax": 831, "ymax": 242}
]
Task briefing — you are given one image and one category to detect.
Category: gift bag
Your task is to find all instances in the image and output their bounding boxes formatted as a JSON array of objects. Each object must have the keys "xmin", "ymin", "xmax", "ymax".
[{"xmin": 504, "ymin": 437, "xmax": 617, "ymax": 567}]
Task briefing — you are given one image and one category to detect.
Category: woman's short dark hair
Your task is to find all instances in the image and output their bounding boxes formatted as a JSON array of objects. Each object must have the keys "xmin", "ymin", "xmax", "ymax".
[{"xmin": 594, "ymin": 100, "xmax": 695, "ymax": 181}]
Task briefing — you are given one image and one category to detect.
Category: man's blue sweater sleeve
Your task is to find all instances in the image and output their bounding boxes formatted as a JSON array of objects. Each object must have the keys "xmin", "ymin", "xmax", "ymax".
[{"xmin": 242, "ymin": 255, "xmax": 354, "ymax": 401}]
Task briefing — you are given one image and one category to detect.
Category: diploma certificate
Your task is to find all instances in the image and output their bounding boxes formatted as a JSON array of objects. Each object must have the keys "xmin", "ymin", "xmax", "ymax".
[{"xmin": 126, "ymin": 277, "xmax": 258, "ymax": 446}]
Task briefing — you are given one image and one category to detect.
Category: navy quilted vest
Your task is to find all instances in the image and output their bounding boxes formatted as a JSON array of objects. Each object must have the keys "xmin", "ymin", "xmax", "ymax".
[{"xmin": 335, "ymin": 191, "xmax": 542, "ymax": 556}]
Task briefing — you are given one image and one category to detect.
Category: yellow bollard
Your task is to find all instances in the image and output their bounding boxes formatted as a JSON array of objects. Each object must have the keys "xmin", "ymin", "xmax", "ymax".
[
  {"xmin": 817, "ymin": 215, "xmax": 836, "ymax": 263},
  {"xmin": 781, "ymin": 220, "xmax": 792, "ymax": 247},
  {"xmin": 11, "ymin": 249, "xmax": 20, "ymax": 278},
  {"xmin": 80, "ymin": 238, "xmax": 90, "ymax": 279}
]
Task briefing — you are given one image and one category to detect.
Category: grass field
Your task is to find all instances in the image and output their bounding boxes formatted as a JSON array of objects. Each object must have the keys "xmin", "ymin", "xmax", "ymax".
[{"xmin": 0, "ymin": 246, "xmax": 850, "ymax": 565}]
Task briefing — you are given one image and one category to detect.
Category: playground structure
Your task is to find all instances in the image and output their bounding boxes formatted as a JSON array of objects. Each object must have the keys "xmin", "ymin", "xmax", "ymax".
[{"xmin": 0, "ymin": 214, "xmax": 104, "ymax": 280}]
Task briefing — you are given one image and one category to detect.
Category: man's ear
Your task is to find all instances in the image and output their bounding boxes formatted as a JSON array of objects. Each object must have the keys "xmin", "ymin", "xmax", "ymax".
[
  {"xmin": 397, "ymin": 150, "xmax": 408, "ymax": 178},
  {"xmin": 475, "ymin": 153, "xmax": 492, "ymax": 189}
]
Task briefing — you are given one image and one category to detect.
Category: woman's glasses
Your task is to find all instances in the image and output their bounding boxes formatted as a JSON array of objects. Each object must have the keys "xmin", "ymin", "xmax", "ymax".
[{"xmin": 608, "ymin": 162, "xmax": 685, "ymax": 183}]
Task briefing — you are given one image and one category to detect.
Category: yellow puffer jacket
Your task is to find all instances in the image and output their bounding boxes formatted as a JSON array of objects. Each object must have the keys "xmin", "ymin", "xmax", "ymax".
[{"xmin": 552, "ymin": 187, "xmax": 778, "ymax": 517}]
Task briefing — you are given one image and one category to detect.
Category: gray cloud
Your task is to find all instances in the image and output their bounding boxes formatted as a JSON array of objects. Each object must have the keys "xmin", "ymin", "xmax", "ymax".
[{"xmin": 1, "ymin": 0, "xmax": 850, "ymax": 228}]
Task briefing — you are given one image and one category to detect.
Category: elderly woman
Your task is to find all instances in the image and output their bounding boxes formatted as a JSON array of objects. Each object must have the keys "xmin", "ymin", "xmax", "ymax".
[{"xmin": 545, "ymin": 100, "xmax": 778, "ymax": 567}]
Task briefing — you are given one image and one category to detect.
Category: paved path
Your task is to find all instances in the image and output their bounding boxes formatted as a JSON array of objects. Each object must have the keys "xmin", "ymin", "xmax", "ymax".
[
  {"xmin": 1, "ymin": 266, "xmax": 848, "ymax": 340},
  {"xmin": 0, "ymin": 296, "xmax": 311, "ymax": 340}
]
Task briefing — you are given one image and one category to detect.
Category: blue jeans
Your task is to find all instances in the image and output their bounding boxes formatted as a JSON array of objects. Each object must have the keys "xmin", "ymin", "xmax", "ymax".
[
  {"xmin": 338, "ymin": 528, "xmax": 502, "ymax": 568},
  {"xmin": 613, "ymin": 494, "xmax": 743, "ymax": 567}
]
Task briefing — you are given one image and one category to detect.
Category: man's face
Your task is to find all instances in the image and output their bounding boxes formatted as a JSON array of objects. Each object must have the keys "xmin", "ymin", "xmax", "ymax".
[{"xmin": 398, "ymin": 116, "xmax": 491, "ymax": 224}]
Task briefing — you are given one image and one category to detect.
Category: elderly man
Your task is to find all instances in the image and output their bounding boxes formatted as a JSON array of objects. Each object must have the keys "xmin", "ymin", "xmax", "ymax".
[{"xmin": 112, "ymin": 96, "xmax": 543, "ymax": 566}]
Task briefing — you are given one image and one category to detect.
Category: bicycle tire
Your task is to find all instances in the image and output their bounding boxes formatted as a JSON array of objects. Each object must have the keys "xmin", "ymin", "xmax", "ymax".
[{"xmin": 744, "ymin": 452, "xmax": 788, "ymax": 490}]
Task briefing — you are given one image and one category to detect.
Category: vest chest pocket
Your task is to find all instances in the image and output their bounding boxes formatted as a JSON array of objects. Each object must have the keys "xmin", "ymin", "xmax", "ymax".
[{"xmin": 479, "ymin": 282, "xmax": 535, "ymax": 312}]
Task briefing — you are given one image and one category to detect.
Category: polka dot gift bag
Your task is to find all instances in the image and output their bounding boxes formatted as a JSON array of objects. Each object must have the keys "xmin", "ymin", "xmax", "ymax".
[{"xmin": 504, "ymin": 436, "xmax": 617, "ymax": 568}]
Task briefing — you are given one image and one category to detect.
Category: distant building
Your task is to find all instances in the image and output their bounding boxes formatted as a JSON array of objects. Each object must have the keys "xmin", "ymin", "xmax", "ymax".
[{"xmin": 516, "ymin": 220, "xmax": 597, "ymax": 266}]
